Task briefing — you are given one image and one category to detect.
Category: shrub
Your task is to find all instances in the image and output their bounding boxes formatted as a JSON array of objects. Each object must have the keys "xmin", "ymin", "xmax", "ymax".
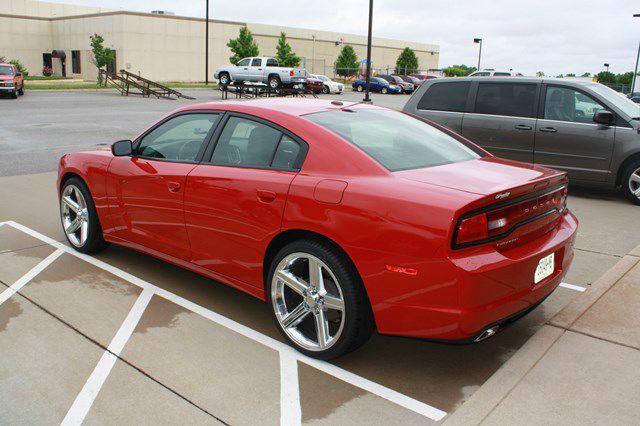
[
  {"xmin": 9, "ymin": 59, "xmax": 28, "ymax": 76},
  {"xmin": 42, "ymin": 66, "xmax": 53, "ymax": 77}
]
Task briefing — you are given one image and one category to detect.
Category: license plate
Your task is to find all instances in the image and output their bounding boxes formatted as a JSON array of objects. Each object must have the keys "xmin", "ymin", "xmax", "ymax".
[{"xmin": 534, "ymin": 253, "xmax": 555, "ymax": 284}]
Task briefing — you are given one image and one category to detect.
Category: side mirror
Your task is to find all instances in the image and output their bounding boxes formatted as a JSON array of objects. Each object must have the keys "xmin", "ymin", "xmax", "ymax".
[
  {"xmin": 16, "ymin": 72, "xmax": 22, "ymax": 77},
  {"xmin": 111, "ymin": 139, "xmax": 133, "ymax": 156},
  {"xmin": 593, "ymin": 110, "xmax": 614, "ymax": 126}
]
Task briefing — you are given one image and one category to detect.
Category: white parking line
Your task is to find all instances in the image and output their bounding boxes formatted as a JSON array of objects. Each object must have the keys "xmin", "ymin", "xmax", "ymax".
[
  {"xmin": 5, "ymin": 221, "xmax": 449, "ymax": 421},
  {"xmin": 560, "ymin": 282, "xmax": 586, "ymax": 292},
  {"xmin": 62, "ymin": 288, "xmax": 154, "ymax": 425},
  {"xmin": 280, "ymin": 351, "xmax": 302, "ymax": 426},
  {"xmin": 0, "ymin": 249, "xmax": 64, "ymax": 306}
]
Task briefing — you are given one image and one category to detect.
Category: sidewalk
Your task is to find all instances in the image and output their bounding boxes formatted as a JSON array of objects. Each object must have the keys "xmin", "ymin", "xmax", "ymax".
[{"xmin": 445, "ymin": 244, "xmax": 640, "ymax": 425}]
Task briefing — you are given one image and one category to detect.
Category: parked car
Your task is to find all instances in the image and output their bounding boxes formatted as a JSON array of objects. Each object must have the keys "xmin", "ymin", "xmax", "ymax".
[
  {"xmin": 305, "ymin": 76, "xmax": 324, "ymax": 94},
  {"xmin": 214, "ymin": 57, "xmax": 307, "ymax": 88},
  {"xmin": 628, "ymin": 92, "xmax": 640, "ymax": 104},
  {"xmin": 397, "ymin": 74, "xmax": 422, "ymax": 88},
  {"xmin": 310, "ymin": 74, "xmax": 344, "ymax": 94},
  {"xmin": 58, "ymin": 98, "xmax": 577, "ymax": 359},
  {"xmin": 352, "ymin": 77, "xmax": 401, "ymax": 94},
  {"xmin": 409, "ymin": 73, "xmax": 438, "ymax": 82},
  {"xmin": 404, "ymin": 77, "xmax": 640, "ymax": 204},
  {"xmin": 0, "ymin": 63, "xmax": 25, "ymax": 99},
  {"xmin": 468, "ymin": 70, "xmax": 523, "ymax": 77},
  {"xmin": 377, "ymin": 74, "xmax": 414, "ymax": 93}
]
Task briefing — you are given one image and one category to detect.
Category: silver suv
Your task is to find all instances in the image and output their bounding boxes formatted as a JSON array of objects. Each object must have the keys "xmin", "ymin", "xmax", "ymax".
[{"xmin": 404, "ymin": 77, "xmax": 640, "ymax": 204}]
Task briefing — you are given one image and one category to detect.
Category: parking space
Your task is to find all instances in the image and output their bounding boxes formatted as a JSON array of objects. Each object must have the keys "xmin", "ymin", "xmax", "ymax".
[{"xmin": 1, "ymin": 90, "xmax": 639, "ymax": 424}]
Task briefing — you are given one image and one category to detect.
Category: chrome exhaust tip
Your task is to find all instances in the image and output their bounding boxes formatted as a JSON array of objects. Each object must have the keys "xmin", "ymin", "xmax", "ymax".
[{"xmin": 474, "ymin": 326, "xmax": 500, "ymax": 342}]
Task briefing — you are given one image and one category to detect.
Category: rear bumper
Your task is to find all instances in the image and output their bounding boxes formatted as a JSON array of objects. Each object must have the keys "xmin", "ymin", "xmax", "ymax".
[{"xmin": 370, "ymin": 211, "xmax": 578, "ymax": 341}]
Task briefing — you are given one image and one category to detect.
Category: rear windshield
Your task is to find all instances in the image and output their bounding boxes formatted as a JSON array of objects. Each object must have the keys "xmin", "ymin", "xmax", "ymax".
[{"xmin": 305, "ymin": 109, "xmax": 480, "ymax": 171}]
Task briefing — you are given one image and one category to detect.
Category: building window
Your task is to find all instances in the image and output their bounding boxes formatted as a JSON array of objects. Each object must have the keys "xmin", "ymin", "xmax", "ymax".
[{"xmin": 71, "ymin": 50, "xmax": 81, "ymax": 74}]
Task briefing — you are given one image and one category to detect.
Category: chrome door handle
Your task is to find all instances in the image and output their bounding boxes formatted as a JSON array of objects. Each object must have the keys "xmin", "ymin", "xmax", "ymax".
[
  {"xmin": 539, "ymin": 127, "xmax": 557, "ymax": 133},
  {"xmin": 514, "ymin": 124, "xmax": 532, "ymax": 130}
]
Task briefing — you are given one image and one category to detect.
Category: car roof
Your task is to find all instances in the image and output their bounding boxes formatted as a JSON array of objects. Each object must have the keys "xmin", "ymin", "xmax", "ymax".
[
  {"xmin": 428, "ymin": 76, "xmax": 601, "ymax": 87},
  {"xmin": 176, "ymin": 98, "xmax": 386, "ymax": 117}
]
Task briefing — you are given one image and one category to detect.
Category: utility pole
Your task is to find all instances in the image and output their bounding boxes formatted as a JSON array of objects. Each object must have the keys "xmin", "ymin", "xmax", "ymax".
[
  {"xmin": 363, "ymin": 0, "xmax": 373, "ymax": 103},
  {"xmin": 633, "ymin": 14, "xmax": 640, "ymax": 94},
  {"xmin": 205, "ymin": 0, "xmax": 209, "ymax": 85},
  {"xmin": 474, "ymin": 38, "xmax": 482, "ymax": 70}
]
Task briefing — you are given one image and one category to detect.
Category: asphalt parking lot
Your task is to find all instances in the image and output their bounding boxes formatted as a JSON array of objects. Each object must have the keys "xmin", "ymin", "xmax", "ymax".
[{"xmin": 1, "ymin": 89, "xmax": 639, "ymax": 424}]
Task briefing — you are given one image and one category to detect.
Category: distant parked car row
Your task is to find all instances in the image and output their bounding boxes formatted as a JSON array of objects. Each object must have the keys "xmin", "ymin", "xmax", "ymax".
[{"xmin": 351, "ymin": 74, "xmax": 425, "ymax": 94}]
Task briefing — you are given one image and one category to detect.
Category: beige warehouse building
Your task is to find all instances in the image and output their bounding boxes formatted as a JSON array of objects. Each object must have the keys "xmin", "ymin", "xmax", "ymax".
[{"xmin": 1, "ymin": 0, "xmax": 440, "ymax": 82}]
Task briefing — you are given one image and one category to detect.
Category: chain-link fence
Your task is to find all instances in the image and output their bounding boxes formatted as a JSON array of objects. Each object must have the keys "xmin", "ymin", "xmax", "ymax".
[{"xmin": 601, "ymin": 82, "xmax": 632, "ymax": 94}]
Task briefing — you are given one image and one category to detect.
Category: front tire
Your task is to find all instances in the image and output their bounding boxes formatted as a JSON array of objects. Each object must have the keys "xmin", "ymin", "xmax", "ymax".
[
  {"xmin": 18, "ymin": 85, "xmax": 24, "ymax": 95},
  {"xmin": 622, "ymin": 159, "xmax": 640, "ymax": 205},
  {"xmin": 267, "ymin": 240, "xmax": 374, "ymax": 360},
  {"xmin": 218, "ymin": 73, "xmax": 230, "ymax": 85},
  {"xmin": 381, "ymin": 87, "xmax": 388, "ymax": 94},
  {"xmin": 322, "ymin": 85, "xmax": 330, "ymax": 94},
  {"xmin": 60, "ymin": 177, "xmax": 109, "ymax": 253},
  {"xmin": 11, "ymin": 90, "xmax": 17, "ymax": 99},
  {"xmin": 356, "ymin": 85, "xmax": 363, "ymax": 92}
]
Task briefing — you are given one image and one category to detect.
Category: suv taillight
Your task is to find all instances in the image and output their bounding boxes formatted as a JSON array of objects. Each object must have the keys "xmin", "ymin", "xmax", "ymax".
[{"xmin": 454, "ymin": 185, "xmax": 568, "ymax": 247}]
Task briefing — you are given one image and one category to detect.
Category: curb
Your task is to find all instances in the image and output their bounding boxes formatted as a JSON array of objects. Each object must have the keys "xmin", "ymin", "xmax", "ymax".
[{"xmin": 443, "ymin": 241, "xmax": 640, "ymax": 424}]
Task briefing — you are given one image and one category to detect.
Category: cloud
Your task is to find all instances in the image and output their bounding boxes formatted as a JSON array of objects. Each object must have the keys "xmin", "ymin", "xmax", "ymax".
[{"xmin": 46, "ymin": 0, "xmax": 640, "ymax": 76}]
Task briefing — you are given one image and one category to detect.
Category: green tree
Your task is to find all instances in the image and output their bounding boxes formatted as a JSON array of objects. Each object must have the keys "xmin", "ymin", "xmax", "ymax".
[
  {"xmin": 274, "ymin": 32, "xmax": 300, "ymax": 67},
  {"xmin": 566, "ymin": 73, "xmax": 576, "ymax": 77},
  {"xmin": 395, "ymin": 47, "xmax": 419, "ymax": 74},
  {"xmin": 616, "ymin": 71, "xmax": 634, "ymax": 85},
  {"xmin": 596, "ymin": 71, "xmax": 616, "ymax": 84},
  {"xmin": 443, "ymin": 64, "xmax": 476, "ymax": 77},
  {"xmin": 335, "ymin": 45, "xmax": 359, "ymax": 80},
  {"xmin": 581, "ymin": 72, "xmax": 591, "ymax": 77},
  {"xmin": 536, "ymin": 71, "xmax": 545, "ymax": 77},
  {"xmin": 227, "ymin": 26, "xmax": 259, "ymax": 65},
  {"xmin": 90, "ymin": 33, "xmax": 115, "ymax": 84},
  {"xmin": 8, "ymin": 59, "xmax": 28, "ymax": 76}
]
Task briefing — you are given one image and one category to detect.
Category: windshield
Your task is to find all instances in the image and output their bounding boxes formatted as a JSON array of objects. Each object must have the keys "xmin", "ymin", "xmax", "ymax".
[
  {"xmin": 0, "ymin": 66, "xmax": 14, "ymax": 75},
  {"xmin": 317, "ymin": 75, "xmax": 329, "ymax": 81},
  {"xmin": 305, "ymin": 109, "xmax": 480, "ymax": 171},
  {"xmin": 587, "ymin": 83, "xmax": 640, "ymax": 119}
]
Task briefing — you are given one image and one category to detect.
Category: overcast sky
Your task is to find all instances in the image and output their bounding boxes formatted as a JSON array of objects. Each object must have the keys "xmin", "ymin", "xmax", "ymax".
[{"xmin": 48, "ymin": 0, "xmax": 640, "ymax": 76}]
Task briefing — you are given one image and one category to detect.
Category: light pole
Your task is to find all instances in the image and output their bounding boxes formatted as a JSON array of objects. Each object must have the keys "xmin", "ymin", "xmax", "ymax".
[
  {"xmin": 363, "ymin": 0, "xmax": 373, "ymax": 103},
  {"xmin": 311, "ymin": 35, "xmax": 316, "ymax": 74},
  {"xmin": 205, "ymin": 0, "xmax": 209, "ymax": 85},
  {"xmin": 604, "ymin": 63, "xmax": 610, "ymax": 73},
  {"xmin": 474, "ymin": 38, "xmax": 482, "ymax": 71},
  {"xmin": 632, "ymin": 14, "xmax": 640, "ymax": 94}
]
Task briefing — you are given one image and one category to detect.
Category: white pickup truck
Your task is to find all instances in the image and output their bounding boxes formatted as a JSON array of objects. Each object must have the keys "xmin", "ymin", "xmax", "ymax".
[{"xmin": 214, "ymin": 57, "xmax": 308, "ymax": 88}]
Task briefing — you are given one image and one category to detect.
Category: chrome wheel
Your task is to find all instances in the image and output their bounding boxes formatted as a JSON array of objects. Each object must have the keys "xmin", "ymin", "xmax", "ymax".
[
  {"xmin": 271, "ymin": 253, "xmax": 346, "ymax": 351},
  {"xmin": 629, "ymin": 167, "xmax": 640, "ymax": 200},
  {"xmin": 61, "ymin": 184, "xmax": 89, "ymax": 247},
  {"xmin": 269, "ymin": 78, "xmax": 280, "ymax": 89}
]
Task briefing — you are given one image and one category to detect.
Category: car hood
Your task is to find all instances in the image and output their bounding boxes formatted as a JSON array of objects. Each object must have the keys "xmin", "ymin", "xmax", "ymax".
[{"xmin": 394, "ymin": 156, "xmax": 565, "ymax": 197}]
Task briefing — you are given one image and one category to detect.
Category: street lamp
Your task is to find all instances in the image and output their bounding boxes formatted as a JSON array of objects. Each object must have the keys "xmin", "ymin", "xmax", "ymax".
[
  {"xmin": 205, "ymin": 0, "xmax": 210, "ymax": 85},
  {"xmin": 632, "ymin": 14, "xmax": 640, "ymax": 94},
  {"xmin": 363, "ymin": 0, "xmax": 374, "ymax": 103},
  {"xmin": 474, "ymin": 38, "xmax": 482, "ymax": 71},
  {"xmin": 604, "ymin": 63, "xmax": 610, "ymax": 73}
]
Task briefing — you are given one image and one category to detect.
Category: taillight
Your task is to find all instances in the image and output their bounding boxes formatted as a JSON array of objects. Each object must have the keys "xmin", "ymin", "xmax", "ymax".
[
  {"xmin": 290, "ymin": 70, "xmax": 294, "ymax": 76},
  {"xmin": 454, "ymin": 185, "xmax": 568, "ymax": 247}
]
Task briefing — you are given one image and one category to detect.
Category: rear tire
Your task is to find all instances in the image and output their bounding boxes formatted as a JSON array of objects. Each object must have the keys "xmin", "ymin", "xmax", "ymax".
[
  {"xmin": 267, "ymin": 240, "xmax": 374, "ymax": 360},
  {"xmin": 622, "ymin": 159, "xmax": 640, "ymax": 205},
  {"xmin": 268, "ymin": 75, "xmax": 282, "ymax": 89},
  {"xmin": 60, "ymin": 177, "xmax": 109, "ymax": 253}
]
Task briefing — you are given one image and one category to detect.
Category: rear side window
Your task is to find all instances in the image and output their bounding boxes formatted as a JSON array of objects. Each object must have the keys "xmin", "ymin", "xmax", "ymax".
[
  {"xmin": 211, "ymin": 117, "xmax": 302, "ymax": 170},
  {"xmin": 251, "ymin": 58, "xmax": 262, "ymax": 67},
  {"xmin": 493, "ymin": 72, "xmax": 511, "ymax": 76},
  {"xmin": 266, "ymin": 58, "xmax": 278, "ymax": 66},
  {"xmin": 417, "ymin": 82, "xmax": 470, "ymax": 112},
  {"xmin": 474, "ymin": 83, "xmax": 537, "ymax": 118}
]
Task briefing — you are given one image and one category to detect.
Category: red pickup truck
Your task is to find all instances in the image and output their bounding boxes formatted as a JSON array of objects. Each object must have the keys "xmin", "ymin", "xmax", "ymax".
[{"xmin": 0, "ymin": 63, "xmax": 25, "ymax": 99}]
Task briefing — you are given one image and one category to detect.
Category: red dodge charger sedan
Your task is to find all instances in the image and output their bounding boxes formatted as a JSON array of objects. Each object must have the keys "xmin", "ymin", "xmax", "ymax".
[{"xmin": 58, "ymin": 99, "xmax": 577, "ymax": 359}]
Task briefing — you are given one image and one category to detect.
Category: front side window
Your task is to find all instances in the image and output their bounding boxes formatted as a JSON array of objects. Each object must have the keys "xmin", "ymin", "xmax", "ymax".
[
  {"xmin": 473, "ymin": 72, "xmax": 490, "ymax": 76},
  {"xmin": 137, "ymin": 113, "xmax": 220, "ymax": 162},
  {"xmin": 475, "ymin": 83, "xmax": 537, "ymax": 118},
  {"xmin": 236, "ymin": 58, "xmax": 251, "ymax": 67},
  {"xmin": 251, "ymin": 58, "xmax": 262, "ymax": 67},
  {"xmin": 305, "ymin": 108, "xmax": 479, "ymax": 172},
  {"xmin": 211, "ymin": 117, "xmax": 301, "ymax": 170},
  {"xmin": 417, "ymin": 81, "xmax": 471, "ymax": 112},
  {"xmin": 544, "ymin": 86, "xmax": 605, "ymax": 123}
]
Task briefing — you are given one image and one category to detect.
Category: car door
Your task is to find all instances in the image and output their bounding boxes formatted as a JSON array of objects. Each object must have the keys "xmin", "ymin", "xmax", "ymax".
[
  {"xmin": 461, "ymin": 81, "xmax": 539, "ymax": 163},
  {"xmin": 234, "ymin": 58, "xmax": 251, "ymax": 81},
  {"xmin": 106, "ymin": 112, "xmax": 222, "ymax": 260},
  {"xmin": 534, "ymin": 85, "xmax": 615, "ymax": 182},
  {"xmin": 248, "ymin": 58, "xmax": 264, "ymax": 81},
  {"xmin": 184, "ymin": 113, "xmax": 307, "ymax": 287},
  {"xmin": 412, "ymin": 81, "xmax": 471, "ymax": 133}
]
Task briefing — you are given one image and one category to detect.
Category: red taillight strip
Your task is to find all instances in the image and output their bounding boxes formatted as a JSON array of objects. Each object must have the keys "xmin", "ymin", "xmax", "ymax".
[{"xmin": 452, "ymin": 183, "xmax": 568, "ymax": 249}]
